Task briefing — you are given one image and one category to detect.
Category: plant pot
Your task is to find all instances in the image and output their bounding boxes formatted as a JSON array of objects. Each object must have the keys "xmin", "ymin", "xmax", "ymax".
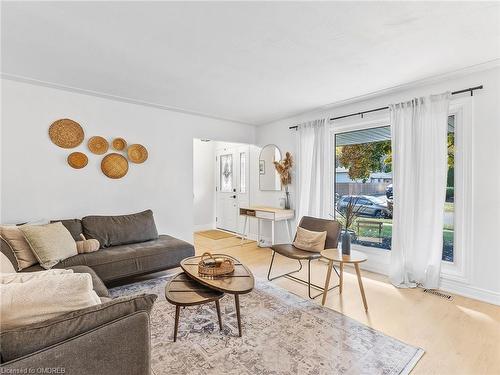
[{"xmin": 341, "ymin": 231, "xmax": 351, "ymax": 255}]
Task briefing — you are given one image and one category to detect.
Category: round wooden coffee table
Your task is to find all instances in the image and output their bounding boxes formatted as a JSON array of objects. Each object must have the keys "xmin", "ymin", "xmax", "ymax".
[
  {"xmin": 180, "ymin": 254, "xmax": 254, "ymax": 337},
  {"xmin": 165, "ymin": 272, "xmax": 224, "ymax": 342},
  {"xmin": 320, "ymin": 249, "xmax": 368, "ymax": 311}
]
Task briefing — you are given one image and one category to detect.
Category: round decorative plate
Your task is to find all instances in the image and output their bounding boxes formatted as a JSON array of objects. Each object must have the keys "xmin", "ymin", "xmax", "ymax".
[
  {"xmin": 67, "ymin": 152, "xmax": 88, "ymax": 169},
  {"xmin": 101, "ymin": 153, "xmax": 128, "ymax": 179},
  {"xmin": 127, "ymin": 144, "xmax": 148, "ymax": 164},
  {"xmin": 112, "ymin": 137, "xmax": 127, "ymax": 151},
  {"xmin": 49, "ymin": 119, "xmax": 84, "ymax": 148},
  {"xmin": 88, "ymin": 136, "xmax": 109, "ymax": 155}
]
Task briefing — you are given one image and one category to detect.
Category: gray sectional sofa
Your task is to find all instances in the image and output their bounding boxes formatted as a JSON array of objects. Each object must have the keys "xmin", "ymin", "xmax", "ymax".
[
  {"xmin": 0, "ymin": 210, "xmax": 194, "ymax": 374},
  {"xmin": 2, "ymin": 209, "xmax": 195, "ymax": 283}
]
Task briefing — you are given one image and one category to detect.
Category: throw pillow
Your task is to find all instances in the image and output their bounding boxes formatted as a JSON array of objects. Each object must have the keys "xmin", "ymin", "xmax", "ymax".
[
  {"xmin": 0, "ymin": 251, "xmax": 16, "ymax": 273},
  {"xmin": 76, "ymin": 234, "xmax": 100, "ymax": 253},
  {"xmin": 0, "ymin": 225, "xmax": 38, "ymax": 270},
  {"xmin": 0, "ymin": 293, "xmax": 156, "ymax": 362},
  {"xmin": 19, "ymin": 222, "xmax": 77, "ymax": 269},
  {"xmin": 293, "ymin": 226, "xmax": 327, "ymax": 252},
  {"xmin": 50, "ymin": 219, "xmax": 83, "ymax": 241},
  {"xmin": 0, "ymin": 272, "xmax": 101, "ymax": 330}
]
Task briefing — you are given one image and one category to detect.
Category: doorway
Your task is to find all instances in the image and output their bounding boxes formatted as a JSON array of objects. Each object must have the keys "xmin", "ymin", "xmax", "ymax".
[
  {"xmin": 216, "ymin": 144, "xmax": 250, "ymax": 233},
  {"xmin": 192, "ymin": 139, "xmax": 250, "ymax": 235}
]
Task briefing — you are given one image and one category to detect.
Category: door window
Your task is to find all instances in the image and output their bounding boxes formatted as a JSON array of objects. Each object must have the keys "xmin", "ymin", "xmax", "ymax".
[{"xmin": 220, "ymin": 154, "xmax": 233, "ymax": 192}]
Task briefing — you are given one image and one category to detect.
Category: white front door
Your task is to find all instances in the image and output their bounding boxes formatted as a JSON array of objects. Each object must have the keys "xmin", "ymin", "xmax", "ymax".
[{"xmin": 216, "ymin": 145, "xmax": 249, "ymax": 233}]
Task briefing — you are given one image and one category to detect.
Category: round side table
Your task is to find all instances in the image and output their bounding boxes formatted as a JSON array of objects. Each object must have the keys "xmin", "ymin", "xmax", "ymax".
[{"xmin": 320, "ymin": 249, "xmax": 368, "ymax": 311}]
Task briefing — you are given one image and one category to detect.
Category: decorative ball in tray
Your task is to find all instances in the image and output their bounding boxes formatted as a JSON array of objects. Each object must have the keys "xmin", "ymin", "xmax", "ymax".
[{"xmin": 198, "ymin": 252, "xmax": 234, "ymax": 278}]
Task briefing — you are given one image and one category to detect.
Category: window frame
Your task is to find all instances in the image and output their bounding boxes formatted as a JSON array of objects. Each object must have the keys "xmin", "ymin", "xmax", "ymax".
[
  {"xmin": 328, "ymin": 98, "xmax": 473, "ymax": 280},
  {"xmin": 440, "ymin": 97, "xmax": 473, "ymax": 283},
  {"xmin": 329, "ymin": 113, "xmax": 392, "ymax": 274}
]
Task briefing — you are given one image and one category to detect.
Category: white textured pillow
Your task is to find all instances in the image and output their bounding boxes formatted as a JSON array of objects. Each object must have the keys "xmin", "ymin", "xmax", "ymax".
[
  {"xmin": 0, "ymin": 251, "xmax": 16, "ymax": 273},
  {"xmin": 0, "ymin": 269, "xmax": 73, "ymax": 284},
  {"xmin": 19, "ymin": 222, "xmax": 77, "ymax": 269},
  {"xmin": 293, "ymin": 226, "xmax": 327, "ymax": 252},
  {"xmin": 0, "ymin": 272, "xmax": 101, "ymax": 329}
]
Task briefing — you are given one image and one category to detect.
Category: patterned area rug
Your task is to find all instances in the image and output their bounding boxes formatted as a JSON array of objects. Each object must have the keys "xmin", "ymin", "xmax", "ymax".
[{"xmin": 110, "ymin": 276, "xmax": 424, "ymax": 375}]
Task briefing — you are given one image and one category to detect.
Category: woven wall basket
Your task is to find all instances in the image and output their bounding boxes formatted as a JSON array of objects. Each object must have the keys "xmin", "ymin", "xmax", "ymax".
[
  {"xmin": 112, "ymin": 137, "xmax": 127, "ymax": 151},
  {"xmin": 49, "ymin": 119, "xmax": 84, "ymax": 148},
  {"xmin": 128, "ymin": 144, "xmax": 148, "ymax": 164},
  {"xmin": 67, "ymin": 152, "xmax": 88, "ymax": 169},
  {"xmin": 101, "ymin": 153, "xmax": 128, "ymax": 179},
  {"xmin": 88, "ymin": 136, "xmax": 109, "ymax": 155}
]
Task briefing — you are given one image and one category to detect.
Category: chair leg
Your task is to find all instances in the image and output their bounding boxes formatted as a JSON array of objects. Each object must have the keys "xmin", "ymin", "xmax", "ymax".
[
  {"xmin": 267, "ymin": 251, "xmax": 340, "ymax": 299},
  {"xmin": 267, "ymin": 250, "xmax": 303, "ymax": 281}
]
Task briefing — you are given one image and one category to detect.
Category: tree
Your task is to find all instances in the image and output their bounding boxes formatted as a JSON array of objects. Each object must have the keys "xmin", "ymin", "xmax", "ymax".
[{"xmin": 337, "ymin": 140, "xmax": 391, "ymax": 182}]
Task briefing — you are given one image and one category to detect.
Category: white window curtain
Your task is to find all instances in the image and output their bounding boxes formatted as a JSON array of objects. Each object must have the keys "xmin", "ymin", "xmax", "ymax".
[
  {"xmin": 389, "ymin": 92, "xmax": 451, "ymax": 289},
  {"xmin": 296, "ymin": 118, "xmax": 330, "ymax": 221}
]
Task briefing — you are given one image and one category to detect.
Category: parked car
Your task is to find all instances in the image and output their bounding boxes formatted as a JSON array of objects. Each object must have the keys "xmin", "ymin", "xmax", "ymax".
[
  {"xmin": 386, "ymin": 184, "xmax": 393, "ymax": 199},
  {"xmin": 336, "ymin": 195, "xmax": 391, "ymax": 218},
  {"xmin": 387, "ymin": 197, "xmax": 393, "ymax": 217}
]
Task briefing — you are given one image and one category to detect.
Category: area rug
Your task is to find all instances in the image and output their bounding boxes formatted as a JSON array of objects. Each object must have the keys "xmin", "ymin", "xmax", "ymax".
[
  {"xmin": 197, "ymin": 229, "xmax": 236, "ymax": 240},
  {"xmin": 110, "ymin": 277, "xmax": 424, "ymax": 375}
]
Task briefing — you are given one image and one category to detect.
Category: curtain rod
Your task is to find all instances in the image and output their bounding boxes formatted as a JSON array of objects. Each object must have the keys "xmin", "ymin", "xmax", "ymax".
[{"xmin": 289, "ymin": 85, "xmax": 483, "ymax": 130}]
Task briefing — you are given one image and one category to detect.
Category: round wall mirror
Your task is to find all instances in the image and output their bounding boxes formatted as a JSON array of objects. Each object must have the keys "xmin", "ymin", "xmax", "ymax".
[{"xmin": 259, "ymin": 144, "xmax": 282, "ymax": 191}]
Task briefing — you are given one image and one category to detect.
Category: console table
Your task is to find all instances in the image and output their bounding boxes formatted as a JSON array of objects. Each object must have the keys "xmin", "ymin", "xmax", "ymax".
[{"xmin": 239, "ymin": 206, "xmax": 294, "ymax": 246}]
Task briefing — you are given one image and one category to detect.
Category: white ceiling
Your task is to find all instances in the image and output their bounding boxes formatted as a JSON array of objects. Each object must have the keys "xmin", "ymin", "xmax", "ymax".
[{"xmin": 2, "ymin": 2, "xmax": 500, "ymax": 125}]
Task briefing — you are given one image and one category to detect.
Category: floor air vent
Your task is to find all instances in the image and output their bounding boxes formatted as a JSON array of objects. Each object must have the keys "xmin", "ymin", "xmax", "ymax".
[{"xmin": 423, "ymin": 289, "xmax": 453, "ymax": 301}]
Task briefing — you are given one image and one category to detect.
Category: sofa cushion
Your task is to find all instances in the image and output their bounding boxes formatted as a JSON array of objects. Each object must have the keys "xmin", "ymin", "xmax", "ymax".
[
  {"xmin": 0, "ymin": 293, "xmax": 156, "ymax": 363},
  {"xmin": 50, "ymin": 219, "xmax": 83, "ymax": 241},
  {"xmin": 55, "ymin": 235, "xmax": 194, "ymax": 282},
  {"xmin": 82, "ymin": 210, "xmax": 158, "ymax": 248}
]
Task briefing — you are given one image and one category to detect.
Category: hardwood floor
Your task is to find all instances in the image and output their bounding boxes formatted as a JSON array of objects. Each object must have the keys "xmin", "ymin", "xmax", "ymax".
[{"xmin": 154, "ymin": 233, "xmax": 500, "ymax": 375}]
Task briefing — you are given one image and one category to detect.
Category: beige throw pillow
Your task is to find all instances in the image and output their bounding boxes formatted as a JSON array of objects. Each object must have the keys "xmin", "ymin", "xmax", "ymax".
[
  {"xmin": 19, "ymin": 222, "xmax": 77, "ymax": 269},
  {"xmin": 76, "ymin": 234, "xmax": 100, "ymax": 254},
  {"xmin": 0, "ymin": 225, "xmax": 39, "ymax": 270},
  {"xmin": 293, "ymin": 226, "xmax": 327, "ymax": 252},
  {"xmin": 0, "ymin": 272, "xmax": 101, "ymax": 329}
]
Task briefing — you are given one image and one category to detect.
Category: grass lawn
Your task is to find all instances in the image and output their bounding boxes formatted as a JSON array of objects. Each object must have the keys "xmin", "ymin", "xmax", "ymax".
[{"xmin": 355, "ymin": 220, "xmax": 454, "ymax": 243}]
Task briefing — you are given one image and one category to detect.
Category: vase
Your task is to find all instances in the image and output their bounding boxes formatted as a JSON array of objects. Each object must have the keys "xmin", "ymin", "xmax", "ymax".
[
  {"xmin": 284, "ymin": 191, "xmax": 290, "ymax": 209},
  {"xmin": 341, "ymin": 231, "xmax": 351, "ymax": 255}
]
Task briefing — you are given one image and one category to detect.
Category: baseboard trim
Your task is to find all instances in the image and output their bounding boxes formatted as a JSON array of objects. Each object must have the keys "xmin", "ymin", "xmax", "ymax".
[{"xmin": 439, "ymin": 278, "xmax": 500, "ymax": 306}]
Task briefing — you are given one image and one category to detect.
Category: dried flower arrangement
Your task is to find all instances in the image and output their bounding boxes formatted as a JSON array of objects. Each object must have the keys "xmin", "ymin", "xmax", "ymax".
[{"xmin": 273, "ymin": 152, "xmax": 293, "ymax": 209}]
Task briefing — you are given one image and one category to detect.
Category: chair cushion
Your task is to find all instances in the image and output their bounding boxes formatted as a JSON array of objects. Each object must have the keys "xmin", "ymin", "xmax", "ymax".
[
  {"xmin": 293, "ymin": 226, "xmax": 327, "ymax": 252},
  {"xmin": 271, "ymin": 244, "xmax": 323, "ymax": 260},
  {"xmin": 52, "ymin": 235, "xmax": 194, "ymax": 282},
  {"xmin": 0, "ymin": 293, "xmax": 157, "ymax": 363},
  {"xmin": 82, "ymin": 210, "xmax": 158, "ymax": 248}
]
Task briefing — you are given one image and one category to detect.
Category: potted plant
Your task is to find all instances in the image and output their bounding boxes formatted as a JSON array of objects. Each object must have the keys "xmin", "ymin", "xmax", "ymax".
[
  {"xmin": 273, "ymin": 152, "xmax": 293, "ymax": 209},
  {"xmin": 335, "ymin": 196, "xmax": 361, "ymax": 255}
]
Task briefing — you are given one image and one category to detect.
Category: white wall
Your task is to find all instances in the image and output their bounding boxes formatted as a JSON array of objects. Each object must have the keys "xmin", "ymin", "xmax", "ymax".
[
  {"xmin": 193, "ymin": 139, "xmax": 216, "ymax": 231},
  {"xmin": 0, "ymin": 79, "xmax": 255, "ymax": 242},
  {"xmin": 254, "ymin": 66, "xmax": 500, "ymax": 304}
]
